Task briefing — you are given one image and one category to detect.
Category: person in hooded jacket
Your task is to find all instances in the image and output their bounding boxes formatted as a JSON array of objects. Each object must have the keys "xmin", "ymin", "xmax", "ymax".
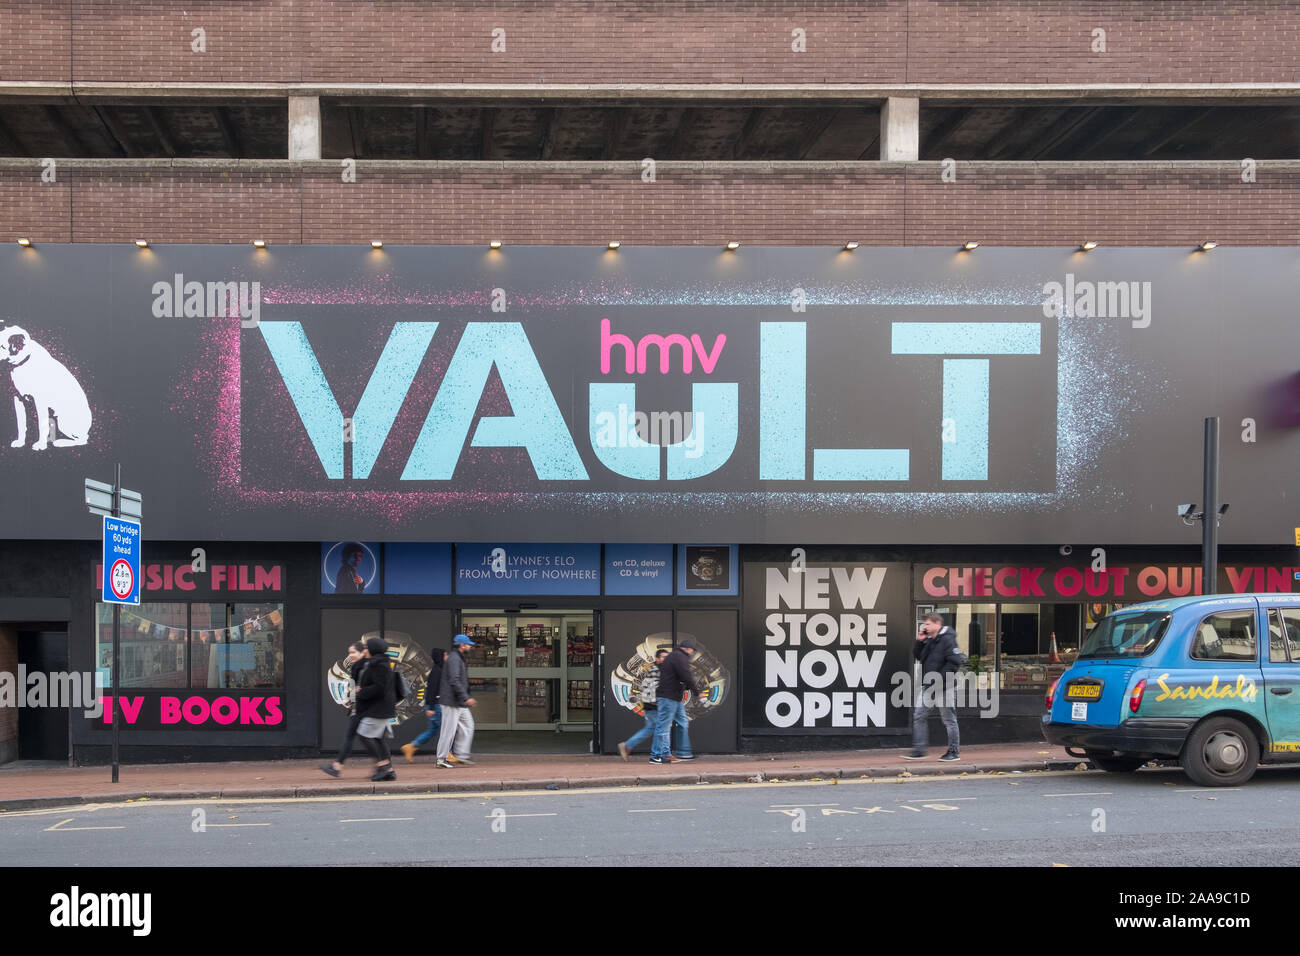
[
  {"xmin": 400, "ymin": 647, "xmax": 446, "ymax": 763},
  {"xmin": 354, "ymin": 636, "xmax": 398, "ymax": 781},
  {"xmin": 904, "ymin": 612, "xmax": 966, "ymax": 761}
]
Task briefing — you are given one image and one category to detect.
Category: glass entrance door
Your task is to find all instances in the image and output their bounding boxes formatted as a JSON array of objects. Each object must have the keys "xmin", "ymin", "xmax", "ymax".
[{"xmin": 461, "ymin": 610, "xmax": 594, "ymax": 730}]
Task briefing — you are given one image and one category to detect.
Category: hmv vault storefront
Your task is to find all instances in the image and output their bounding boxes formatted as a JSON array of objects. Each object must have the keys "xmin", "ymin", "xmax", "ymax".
[{"xmin": 0, "ymin": 245, "xmax": 1296, "ymax": 763}]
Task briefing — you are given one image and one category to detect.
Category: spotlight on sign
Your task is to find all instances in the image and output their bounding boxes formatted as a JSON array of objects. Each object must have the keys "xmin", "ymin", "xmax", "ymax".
[
  {"xmin": 134, "ymin": 239, "xmax": 149, "ymax": 248},
  {"xmin": 607, "ymin": 241, "xmax": 621, "ymax": 250},
  {"xmin": 726, "ymin": 241, "xmax": 741, "ymax": 251},
  {"xmin": 370, "ymin": 240, "xmax": 383, "ymax": 249},
  {"xmin": 1080, "ymin": 240, "xmax": 1098, "ymax": 251},
  {"xmin": 962, "ymin": 241, "xmax": 980, "ymax": 252},
  {"xmin": 489, "ymin": 240, "xmax": 502, "ymax": 250},
  {"xmin": 1199, "ymin": 240, "xmax": 1218, "ymax": 252},
  {"xmin": 16, "ymin": 238, "xmax": 31, "ymax": 247},
  {"xmin": 252, "ymin": 239, "xmax": 267, "ymax": 249},
  {"xmin": 844, "ymin": 241, "xmax": 860, "ymax": 251}
]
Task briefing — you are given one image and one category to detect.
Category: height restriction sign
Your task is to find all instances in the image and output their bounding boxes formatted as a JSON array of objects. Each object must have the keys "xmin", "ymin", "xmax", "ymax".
[{"xmin": 102, "ymin": 515, "xmax": 142, "ymax": 605}]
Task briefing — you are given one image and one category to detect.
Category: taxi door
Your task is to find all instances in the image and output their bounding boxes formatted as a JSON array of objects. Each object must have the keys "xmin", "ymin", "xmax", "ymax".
[{"xmin": 1260, "ymin": 605, "xmax": 1300, "ymax": 759}]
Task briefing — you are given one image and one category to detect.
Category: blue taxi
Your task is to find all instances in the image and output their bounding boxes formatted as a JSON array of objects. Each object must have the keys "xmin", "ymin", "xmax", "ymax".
[{"xmin": 1042, "ymin": 593, "xmax": 1300, "ymax": 786}]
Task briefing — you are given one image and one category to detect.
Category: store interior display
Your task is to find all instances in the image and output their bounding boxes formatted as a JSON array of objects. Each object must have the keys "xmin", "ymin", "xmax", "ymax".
[{"xmin": 461, "ymin": 611, "xmax": 595, "ymax": 729}]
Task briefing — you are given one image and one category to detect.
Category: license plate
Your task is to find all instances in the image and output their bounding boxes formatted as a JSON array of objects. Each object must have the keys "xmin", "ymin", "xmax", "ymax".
[
  {"xmin": 1071, "ymin": 702, "xmax": 1088, "ymax": 721},
  {"xmin": 1066, "ymin": 682, "xmax": 1102, "ymax": 701}
]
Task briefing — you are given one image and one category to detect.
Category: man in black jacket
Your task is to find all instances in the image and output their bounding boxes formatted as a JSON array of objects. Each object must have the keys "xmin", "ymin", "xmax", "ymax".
[
  {"xmin": 904, "ymin": 613, "xmax": 965, "ymax": 761},
  {"xmin": 435, "ymin": 635, "xmax": 477, "ymax": 769},
  {"xmin": 650, "ymin": 639, "xmax": 704, "ymax": 765}
]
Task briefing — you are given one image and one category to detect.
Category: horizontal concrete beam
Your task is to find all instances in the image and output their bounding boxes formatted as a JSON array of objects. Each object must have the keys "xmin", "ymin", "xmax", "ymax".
[
  {"xmin": 1, "ymin": 82, "xmax": 1298, "ymax": 105},
  {"xmin": 2, "ymin": 158, "xmax": 1296, "ymax": 173}
]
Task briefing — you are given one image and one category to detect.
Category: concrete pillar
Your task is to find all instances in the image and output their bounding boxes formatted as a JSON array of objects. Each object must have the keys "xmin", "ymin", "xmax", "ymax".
[
  {"xmin": 288, "ymin": 96, "xmax": 322, "ymax": 160},
  {"xmin": 879, "ymin": 97, "xmax": 920, "ymax": 162},
  {"xmin": 0, "ymin": 627, "xmax": 16, "ymax": 765}
]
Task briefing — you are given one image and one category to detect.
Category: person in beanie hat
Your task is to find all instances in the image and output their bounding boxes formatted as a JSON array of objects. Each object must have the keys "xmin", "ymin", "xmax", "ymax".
[
  {"xmin": 436, "ymin": 634, "xmax": 478, "ymax": 769},
  {"xmin": 650, "ymin": 638, "xmax": 704, "ymax": 764},
  {"xmin": 354, "ymin": 636, "xmax": 398, "ymax": 781}
]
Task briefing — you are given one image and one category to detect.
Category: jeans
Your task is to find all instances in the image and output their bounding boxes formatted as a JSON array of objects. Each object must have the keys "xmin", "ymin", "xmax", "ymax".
[
  {"xmin": 624, "ymin": 707, "xmax": 657, "ymax": 752},
  {"xmin": 912, "ymin": 702, "xmax": 960, "ymax": 752},
  {"xmin": 411, "ymin": 708, "xmax": 442, "ymax": 748},
  {"xmin": 652, "ymin": 698, "xmax": 692, "ymax": 759}
]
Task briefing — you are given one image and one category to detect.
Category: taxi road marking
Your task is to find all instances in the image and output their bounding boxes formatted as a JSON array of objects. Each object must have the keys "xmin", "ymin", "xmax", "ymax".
[{"xmin": 0, "ymin": 769, "xmax": 1105, "ymax": 816}]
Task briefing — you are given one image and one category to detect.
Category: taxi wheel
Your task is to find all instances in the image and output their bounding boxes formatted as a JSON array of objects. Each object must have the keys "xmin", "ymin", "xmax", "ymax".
[
  {"xmin": 1085, "ymin": 751, "xmax": 1145, "ymax": 773},
  {"xmin": 1180, "ymin": 717, "xmax": 1259, "ymax": 787}
]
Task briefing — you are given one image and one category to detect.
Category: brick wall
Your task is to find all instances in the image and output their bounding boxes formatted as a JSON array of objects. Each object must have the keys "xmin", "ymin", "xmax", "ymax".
[
  {"xmin": 0, "ymin": 626, "xmax": 17, "ymax": 764},
  {"xmin": 1, "ymin": 160, "xmax": 1295, "ymax": 245},
  {"xmin": 2, "ymin": 1, "xmax": 1295, "ymax": 86}
]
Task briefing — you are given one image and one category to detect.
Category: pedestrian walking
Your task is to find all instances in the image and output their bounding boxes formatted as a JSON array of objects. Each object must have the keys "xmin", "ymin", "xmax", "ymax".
[
  {"xmin": 618, "ymin": 647, "xmax": 669, "ymax": 761},
  {"xmin": 400, "ymin": 648, "xmax": 445, "ymax": 763},
  {"xmin": 355, "ymin": 636, "xmax": 398, "ymax": 781},
  {"xmin": 436, "ymin": 634, "xmax": 477, "ymax": 769},
  {"xmin": 650, "ymin": 639, "xmax": 704, "ymax": 764},
  {"xmin": 320, "ymin": 641, "xmax": 366, "ymax": 777},
  {"xmin": 904, "ymin": 612, "xmax": 966, "ymax": 761}
]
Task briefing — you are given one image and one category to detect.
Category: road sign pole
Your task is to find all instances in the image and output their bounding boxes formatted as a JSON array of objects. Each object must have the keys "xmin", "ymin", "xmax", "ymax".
[{"xmin": 112, "ymin": 462, "xmax": 121, "ymax": 784}]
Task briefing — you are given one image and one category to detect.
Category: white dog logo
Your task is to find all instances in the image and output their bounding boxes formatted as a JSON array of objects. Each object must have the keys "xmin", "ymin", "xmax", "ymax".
[{"xmin": 2, "ymin": 326, "xmax": 92, "ymax": 450}]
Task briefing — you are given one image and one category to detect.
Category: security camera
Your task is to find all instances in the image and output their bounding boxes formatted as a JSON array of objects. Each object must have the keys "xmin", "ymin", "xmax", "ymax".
[
  {"xmin": 1059, "ymin": 545, "xmax": 1073, "ymax": 556},
  {"xmin": 1177, "ymin": 504, "xmax": 1197, "ymax": 518}
]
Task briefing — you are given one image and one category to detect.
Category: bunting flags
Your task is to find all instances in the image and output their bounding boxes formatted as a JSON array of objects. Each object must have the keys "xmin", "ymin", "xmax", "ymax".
[{"xmin": 115, "ymin": 606, "xmax": 284, "ymax": 643}]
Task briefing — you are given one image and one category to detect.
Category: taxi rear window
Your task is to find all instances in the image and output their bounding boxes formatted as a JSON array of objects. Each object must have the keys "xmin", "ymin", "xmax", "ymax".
[{"xmin": 1079, "ymin": 611, "xmax": 1171, "ymax": 659}]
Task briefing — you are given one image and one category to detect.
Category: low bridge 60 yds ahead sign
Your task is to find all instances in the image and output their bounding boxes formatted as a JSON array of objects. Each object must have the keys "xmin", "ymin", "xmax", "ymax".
[
  {"xmin": 101, "ymin": 516, "xmax": 141, "ymax": 605},
  {"xmin": 1, "ymin": 246, "xmax": 1294, "ymax": 544}
]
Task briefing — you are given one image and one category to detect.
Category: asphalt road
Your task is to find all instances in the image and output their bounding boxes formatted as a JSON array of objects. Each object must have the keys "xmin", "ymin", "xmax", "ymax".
[{"xmin": 6, "ymin": 765, "xmax": 1300, "ymax": 866}]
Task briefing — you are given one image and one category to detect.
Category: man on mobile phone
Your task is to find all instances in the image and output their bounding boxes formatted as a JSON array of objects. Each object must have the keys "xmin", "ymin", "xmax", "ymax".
[{"xmin": 904, "ymin": 613, "xmax": 965, "ymax": 761}]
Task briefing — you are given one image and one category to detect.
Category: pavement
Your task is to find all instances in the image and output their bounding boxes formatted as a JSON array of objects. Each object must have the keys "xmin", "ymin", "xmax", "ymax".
[{"xmin": 0, "ymin": 741, "xmax": 1099, "ymax": 810}]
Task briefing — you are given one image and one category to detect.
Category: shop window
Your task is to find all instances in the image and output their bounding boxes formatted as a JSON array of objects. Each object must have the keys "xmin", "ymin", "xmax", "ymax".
[
  {"xmin": 96, "ymin": 603, "xmax": 187, "ymax": 689},
  {"xmin": 997, "ymin": 603, "xmax": 1081, "ymax": 691},
  {"xmin": 98, "ymin": 601, "xmax": 284, "ymax": 689},
  {"xmin": 1189, "ymin": 611, "xmax": 1256, "ymax": 662}
]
